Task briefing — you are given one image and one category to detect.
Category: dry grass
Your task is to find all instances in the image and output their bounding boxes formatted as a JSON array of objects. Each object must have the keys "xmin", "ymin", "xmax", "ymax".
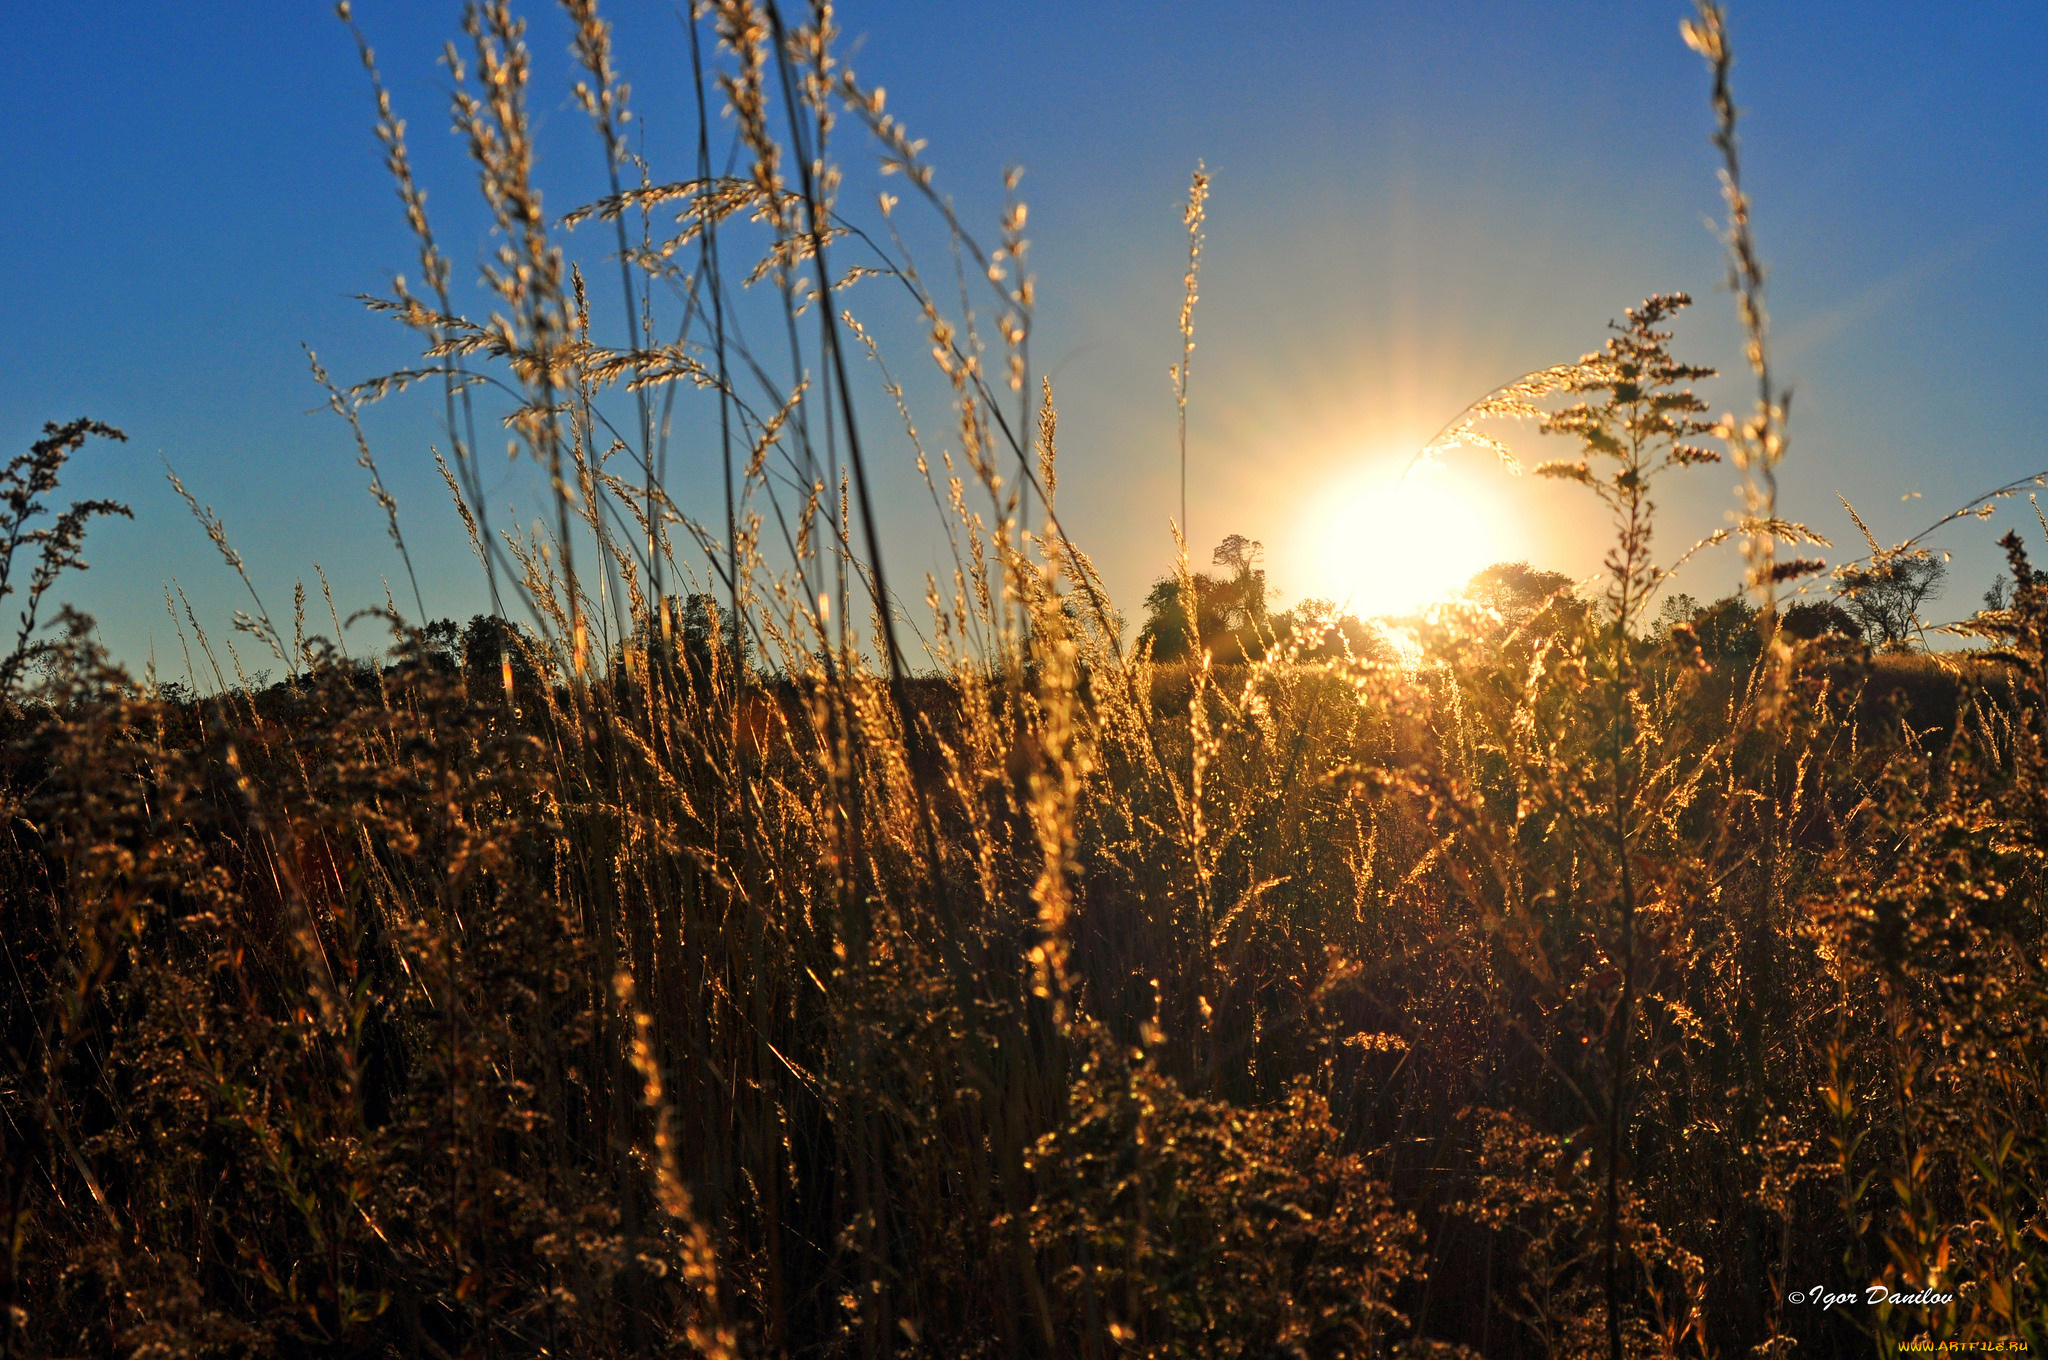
[{"xmin": 2, "ymin": 3, "xmax": 2043, "ymax": 1359}]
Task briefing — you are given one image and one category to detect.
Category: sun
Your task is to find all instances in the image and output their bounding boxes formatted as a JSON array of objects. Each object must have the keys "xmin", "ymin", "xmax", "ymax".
[{"xmin": 1305, "ymin": 462, "xmax": 1510, "ymax": 619}]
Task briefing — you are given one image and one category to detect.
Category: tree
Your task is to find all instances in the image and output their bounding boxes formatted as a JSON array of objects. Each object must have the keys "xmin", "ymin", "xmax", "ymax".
[
  {"xmin": 420, "ymin": 618, "xmax": 463, "ymax": 673},
  {"xmin": 1137, "ymin": 535, "xmax": 1271, "ymax": 663},
  {"xmin": 1465, "ymin": 561, "xmax": 1577, "ymax": 628},
  {"xmin": 1833, "ymin": 550, "xmax": 1946, "ymax": 649},
  {"xmin": 1210, "ymin": 534, "xmax": 1269, "ymax": 628},
  {"xmin": 1137, "ymin": 571, "xmax": 1227, "ymax": 663},
  {"xmin": 1689, "ymin": 594, "xmax": 1763, "ymax": 667},
  {"xmin": 1655, "ymin": 593, "xmax": 1700, "ymax": 633},
  {"xmin": 624, "ymin": 594, "xmax": 753, "ymax": 687},
  {"xmin": 1280, "ymin": 596, "xmax": 1393, "ymax": 662},
  {"xmin": 461, "ymin": 612, "xmax": 545, "ymax": 707},
  {"xmin": 1212, "ymin": 536, "xmax": 1261, "ymax": 626},
  {"xmin": 677, "ymin": 592, "xmax": 751, "ymax": 681},
  {"xmin": 1779, "ymin": 598, "xmax": 1860, "ymax": 642}
]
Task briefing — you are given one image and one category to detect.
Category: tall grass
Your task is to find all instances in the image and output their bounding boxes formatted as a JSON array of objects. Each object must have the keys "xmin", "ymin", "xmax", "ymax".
[{"xmin": 2, "ymin": 2, "xmax": 2044, "ymax": 1358}]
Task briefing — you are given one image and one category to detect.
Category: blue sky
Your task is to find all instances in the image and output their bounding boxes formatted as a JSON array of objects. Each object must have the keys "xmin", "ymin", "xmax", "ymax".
[{"xmin": 4, "ymin": 1, "xmax": 2044, "ymax": 673}]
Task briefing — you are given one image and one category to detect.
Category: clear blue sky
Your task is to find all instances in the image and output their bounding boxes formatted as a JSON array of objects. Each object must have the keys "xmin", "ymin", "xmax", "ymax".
[{"xmin": 4, "ymin": 2, "xmax": 2044, "ymax": 674}]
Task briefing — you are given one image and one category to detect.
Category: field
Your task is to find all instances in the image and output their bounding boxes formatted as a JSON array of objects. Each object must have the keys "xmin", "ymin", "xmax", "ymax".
[{"xmin": 2, "ymin": 3, "xmax": 2044, "ymax": 1357}]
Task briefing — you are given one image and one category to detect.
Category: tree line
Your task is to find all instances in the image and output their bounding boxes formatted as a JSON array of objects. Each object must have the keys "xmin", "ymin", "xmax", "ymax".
[{"xmin": 1135, "ymin": 531, "xmax": 1969, "ymax": 667}]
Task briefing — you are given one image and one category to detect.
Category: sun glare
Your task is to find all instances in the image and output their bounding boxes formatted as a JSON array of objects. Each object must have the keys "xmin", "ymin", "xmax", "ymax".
[{"xmin": 1307, "ymin": 464, "xmax": 1508, "ymax": 619}]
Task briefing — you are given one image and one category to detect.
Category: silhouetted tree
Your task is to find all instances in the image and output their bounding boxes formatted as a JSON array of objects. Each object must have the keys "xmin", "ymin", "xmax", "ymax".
[
  {"xmin": 461, "ymin": 613, "xmax": 545, "ymax": 707},
  {"xmin": 1280, "ymin": 596, "xmax": 1394, "ymax": 662},
  {"xmin": 420, "ymin": 618, "xmax": 463, "ymax": 673},
  {"xmin": 1690, "ymin": 594, "xmax": 1763, "ymax": 666},
  {"xmin": 1657, "ymin": 591, "xmax": 1765, "ymax": 665},
  {"xmin": 678, "ymin": 592, "xmax": 750, "ymax": 683},
  {"xmin": 1780, "ymin": 598, "xmax": 1860, "ymax": 641},
  {"xmin": 1139, "ymin": 535, "xmax": 1273, "ymax": 662},
  {"xmin": 1138, "ymin": 572, "xmax": 1227, "ymax": 663},
  {"xmin": 1655, "ymin": 593, "xmax": 1701, "ymax": 633},
  {"xmin": 1465, "ymin": 561, "xmax": 1576, "ymax": 627},
  {"xmin": 1211, "ymin": 534, "xmax": 1269, "ymax": 628},
  {"xmin": 1835, "ymin": 550, "xmax": 1946, "ymax": 649}
]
